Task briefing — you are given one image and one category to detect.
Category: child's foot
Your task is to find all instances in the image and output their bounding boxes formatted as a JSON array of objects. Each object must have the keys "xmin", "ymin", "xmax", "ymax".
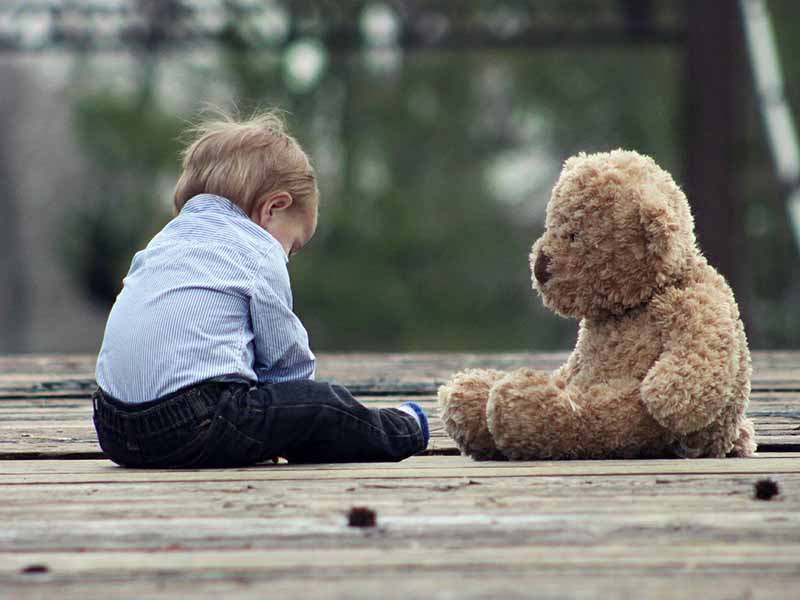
[{"xmin": 398, "ymin": 401, "xmax": 430, "ymax": 447}]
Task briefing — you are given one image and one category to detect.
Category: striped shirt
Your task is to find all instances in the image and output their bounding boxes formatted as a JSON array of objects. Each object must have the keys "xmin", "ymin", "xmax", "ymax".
[{"xmin": 95, "ymin": 194, "xmax": 315, "ymax": 404}]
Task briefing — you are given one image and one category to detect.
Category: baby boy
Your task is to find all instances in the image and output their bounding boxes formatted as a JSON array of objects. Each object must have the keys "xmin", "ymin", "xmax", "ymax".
[{"xmin": 93, "ymin": 111, "xmax": 428, "ymax": 468}]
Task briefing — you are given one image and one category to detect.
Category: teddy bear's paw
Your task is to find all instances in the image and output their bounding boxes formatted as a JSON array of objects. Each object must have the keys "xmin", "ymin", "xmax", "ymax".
[
  {"xmin": 728, "ymin": 418, "xmax": 757, "ymax": 457},
  {"xmin": 487, "ymin": 369, "xmax": 581, "ymax": 460},
  {"xmin": 438, "ymin": 368, "xmax": 507, "ymax": 460}
]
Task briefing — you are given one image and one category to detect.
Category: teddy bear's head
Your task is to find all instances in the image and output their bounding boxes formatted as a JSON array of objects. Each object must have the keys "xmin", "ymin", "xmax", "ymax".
[{"xmin": 530, "ymin": 149, "xmax": 697, "ymax": 320}]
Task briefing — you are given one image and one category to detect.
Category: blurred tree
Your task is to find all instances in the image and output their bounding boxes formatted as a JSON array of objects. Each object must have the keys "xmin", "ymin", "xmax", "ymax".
[
  {"xmin": 63, "ymin": 87, "xmax": 184, "ymax": 306},
  {"xmin": 62, "ymin": 0, "xmax": 190, "ymax": 306},
  {"xmin": 60, "ymin": 0, "xmax": 800, "ymax": 351},
  {"xmin": 684, "ymin": 0, "xmax": 748, "ymax": 315},
  {"xmin": 738, "ymin": 0, "xmax": 800, "ymax": 347},
  {"xmin": 0, "ymin": 64, "xmax": 29, "ymax": 352}
]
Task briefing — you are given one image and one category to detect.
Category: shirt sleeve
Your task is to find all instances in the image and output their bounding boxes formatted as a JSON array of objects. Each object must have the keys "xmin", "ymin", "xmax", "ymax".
[{"xmin": 249, "ymin": 250, "xmax": 316, "ymax": 382}]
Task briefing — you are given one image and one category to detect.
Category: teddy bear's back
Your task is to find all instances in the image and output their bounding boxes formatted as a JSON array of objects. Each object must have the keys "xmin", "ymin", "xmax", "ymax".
[
  {"xmin": 672, "ymin": 257, "xmax": 752, "ymax": 457},
  {"xmin": 561, "ymin": 257, "xmax": 751, "ymax": 458}
]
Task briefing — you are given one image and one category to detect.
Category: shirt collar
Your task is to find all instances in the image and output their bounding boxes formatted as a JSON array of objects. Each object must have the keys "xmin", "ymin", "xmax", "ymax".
[
  {"xmin": 181, "ymin": 194, "xmax": 289, "ymax": 263},
  {"xmin": 182, "ymin": 193, "xmax": 249, "ymax": 218}
]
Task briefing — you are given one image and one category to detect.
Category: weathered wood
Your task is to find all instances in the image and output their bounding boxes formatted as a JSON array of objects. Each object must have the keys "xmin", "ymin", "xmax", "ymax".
[
  {"xmin": 1, "ymin": 455, "xmax": 799, "ymax": 485},
  {"xmin": 1, "ymin": 471, "xmax": 795, "ymax": 517},
  {"xmin": 7, "ymin": 576, "xmax": 797, "ymax": 600},
  {"xmin": 2, "ymin": 392, "xmax": 799, "ymax": 459},
  {"xmin": 2, "ymin": 462, "xmax": 800, "ymax": 598},
  {"xmin": 5, "ymin": 542, "xmax": 800, "ymax": 573},
  {"xmin": 0, "ymin": 351, "xmax": 797, "ymax": 397},
  {"xmin": 1, "ymin": 350, "xmax": 796, "ymax": 375},
  {"xmin": 0, "ymin": 347, "xmax": 797, "ymax": 600},
  {"xmin": 2, "ymin": 576, "xmax": 799, "ymax": 600},
  {"xmin": 5, "ymin": 460, "xmax": 795, "ymax": 547}
]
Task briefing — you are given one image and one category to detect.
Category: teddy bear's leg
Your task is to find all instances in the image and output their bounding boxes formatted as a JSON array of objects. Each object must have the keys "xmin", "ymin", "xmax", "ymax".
[
  {"xmin": 486, "ymin": 368, "xmax": 583, "ymax": 460},
  {"xmin": 729, "ymin": 417, "xmax": 757, "ymax": 457},
  {"xmin": 438, "ymin": 368, "xmax": 507, "ymax": 460},
  {"xmin": 578, "ymin": 379, "xmax": 673, "ymax": 458}
]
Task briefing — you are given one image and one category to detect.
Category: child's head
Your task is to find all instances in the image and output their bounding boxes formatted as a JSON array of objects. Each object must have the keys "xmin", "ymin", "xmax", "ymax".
[{"xmin": 174, "ymin": 109, "xmax": 319, "ymax": 256}]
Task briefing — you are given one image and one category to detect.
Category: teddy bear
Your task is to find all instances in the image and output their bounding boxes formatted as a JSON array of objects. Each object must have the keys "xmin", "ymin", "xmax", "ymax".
[{"xmin": 438, "ymin": 149, "xmax": 755, "ymax": 460}]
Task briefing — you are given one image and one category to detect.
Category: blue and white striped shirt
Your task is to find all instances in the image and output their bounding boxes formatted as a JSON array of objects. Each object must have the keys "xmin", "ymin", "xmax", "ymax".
[{"xmin": 96, "ymin": 194, "xmax": 316, "ymax": 404}]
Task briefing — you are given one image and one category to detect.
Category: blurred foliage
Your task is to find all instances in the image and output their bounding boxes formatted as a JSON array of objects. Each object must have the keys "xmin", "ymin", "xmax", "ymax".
[
  {"xmin": 744, "ymin": 0, "xmax": 800, "ymax": 347},
  {"xmin": 63, "ymin": 83, "xmax": 184, "ymax": 306},
  {"xmin": 73, "ymin": 92, "xmax": 183, "ymax": 171},
  {"xmin": 62, "ymin": 0, "xmax": 799, "ymax": 350}
]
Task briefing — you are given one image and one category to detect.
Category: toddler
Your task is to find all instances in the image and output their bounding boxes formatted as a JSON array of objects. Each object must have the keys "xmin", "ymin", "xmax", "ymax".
[{"xmin": 93, "ymin": 110, "xmax": 428, "ymax": 468}]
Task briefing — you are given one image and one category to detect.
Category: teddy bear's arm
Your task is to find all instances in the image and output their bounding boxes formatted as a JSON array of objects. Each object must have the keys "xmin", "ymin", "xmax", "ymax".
[{"xmin": 640, "ymin": 285, "xmax": 740, "ymax": 435}]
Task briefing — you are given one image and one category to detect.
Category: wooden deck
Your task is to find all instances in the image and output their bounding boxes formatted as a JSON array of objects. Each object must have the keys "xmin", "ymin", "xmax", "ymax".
[{"xmin": 2, "ymin": 351, "xmax": 800, "ymax": 599}]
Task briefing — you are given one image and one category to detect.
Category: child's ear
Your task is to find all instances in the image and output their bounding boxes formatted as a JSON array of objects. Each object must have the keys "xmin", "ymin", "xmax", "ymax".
[
  {"xmin": 268, "ymin": 191, "xmax": 293, "ymax": 214},
  {"xmin": 257, "ymin": 191, "xmax": 293, "ymax": 223}
]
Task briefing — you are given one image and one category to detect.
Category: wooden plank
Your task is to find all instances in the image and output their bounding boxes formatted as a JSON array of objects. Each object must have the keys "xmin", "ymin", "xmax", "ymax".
[
  {"xmin": 4, "ymin": 390, "xmax": 797, "ymax": 412},
  {"xmin": 1, "ymin": 393, "xmax": 798, "ymax": 459},
  {"xmin": 6, "ymin": 422, "xmax": 800, "ymax": 456},
  {"xmin": 1, "ymin": 353, "xmax": 797, "ymax": 599},
  {"xmin": 2, "ymin": 575, "xmax": 799, "ymax": 600},
  {"xmin": 2, "ymin": 469, "xmax": 800, "ymax": 598},
  {"xmin": 0, "ymin": 397, "xmax": 798, "ymax": 459},
  {"xmin": 2, "ymin": 457, "xmax": 799, "ymax": 598},
  {"xmin": 2, "ymin": 470, "xmax": 798, "ymax": 523},
  {"xmin": 0, "ymin": 350, "xmax": 795, "ymax": 376},
  {"xmin": 0, "ymin": 352, "xmax": 796, "ymax": 458},
  {"xmin": 0, "ymin": 351, "xmax": 797, "ymax": 397},
  {"xmin": 5, "ymin": 543, "xmax": 800, "ymax": 574},
  {"xmin": 1, "ymin": 472, "xmax": 796, "ymax": 518},
  {"xmin": 1, "ymin": 455, "xmax": 800, "ymax": 485}
]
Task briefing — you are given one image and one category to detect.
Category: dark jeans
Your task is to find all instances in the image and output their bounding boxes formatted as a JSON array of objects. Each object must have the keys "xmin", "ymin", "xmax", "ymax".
[{"xmin": 92, "ymin": 379, "xmax": 425, "ymax": 468}]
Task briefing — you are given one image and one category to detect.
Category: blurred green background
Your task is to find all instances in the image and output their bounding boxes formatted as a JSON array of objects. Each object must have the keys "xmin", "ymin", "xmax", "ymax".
[{"xmin": 1, "ymin": 0, "xmax": 798, "ymax": 353}]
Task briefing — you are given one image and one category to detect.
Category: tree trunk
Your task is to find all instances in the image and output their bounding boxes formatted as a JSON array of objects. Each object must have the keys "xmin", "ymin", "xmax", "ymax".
[
  {"xmin": 684, "ymin": 1, "xmax": 750, "ymax": 324},
  {"xmin": 0, "ymin": 63, "xmax": 29, "ymax": 352}
]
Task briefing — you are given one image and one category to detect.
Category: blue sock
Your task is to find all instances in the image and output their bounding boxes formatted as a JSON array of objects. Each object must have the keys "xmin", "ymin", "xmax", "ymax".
[{"xmin": 398, "ymin": 401, "xmax": 429, "ymax": 447}]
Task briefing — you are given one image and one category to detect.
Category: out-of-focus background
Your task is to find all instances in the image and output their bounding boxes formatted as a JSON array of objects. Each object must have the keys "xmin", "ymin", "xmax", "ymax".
[{"xmin": 1, "ymin": 0, "xmax": 798, "ymax": 354}]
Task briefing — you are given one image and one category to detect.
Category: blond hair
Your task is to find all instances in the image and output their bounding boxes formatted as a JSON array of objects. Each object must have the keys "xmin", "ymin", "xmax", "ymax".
[{"xmin": 173, "ymin": 109, "xmax": 318, "ymax": 216}]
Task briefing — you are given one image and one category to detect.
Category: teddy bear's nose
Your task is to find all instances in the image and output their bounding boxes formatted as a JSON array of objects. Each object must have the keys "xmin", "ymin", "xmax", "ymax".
[{"xmin": 534, "ymin": 251, "xmax": 551, "ymax": 285}]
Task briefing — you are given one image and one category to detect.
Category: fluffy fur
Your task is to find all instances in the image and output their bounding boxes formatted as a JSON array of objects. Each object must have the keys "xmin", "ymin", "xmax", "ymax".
[{"xmin": 439, "ymin": 149, "xmax": 755, "ymax": 460}]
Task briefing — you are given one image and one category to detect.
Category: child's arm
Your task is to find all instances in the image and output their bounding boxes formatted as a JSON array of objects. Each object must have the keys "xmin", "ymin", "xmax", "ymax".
[{"xmin": 250, "ymin": 253, "xmax": 315, "ymax": 382}]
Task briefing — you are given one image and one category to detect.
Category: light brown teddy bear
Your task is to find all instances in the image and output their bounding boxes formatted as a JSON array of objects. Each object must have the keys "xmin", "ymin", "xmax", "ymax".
[{"xmin": 439, "ymin": 149, "xmax": 755, "ymax": 460}]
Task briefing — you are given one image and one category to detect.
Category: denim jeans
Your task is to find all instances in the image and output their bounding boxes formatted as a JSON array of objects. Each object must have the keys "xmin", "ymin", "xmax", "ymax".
[{"xmin": 93, "ymin": 379, "xmax": 425, "ymax": 468}]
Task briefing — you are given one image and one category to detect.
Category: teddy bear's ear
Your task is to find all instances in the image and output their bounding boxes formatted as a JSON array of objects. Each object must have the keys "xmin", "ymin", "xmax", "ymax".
[
  {"xmin": 639, "ymin": 191, "xmax": 681, "ymax": 261},
  {"xmin": 562, "ymin": 152, "xmax": 587, "ymax": 172}
]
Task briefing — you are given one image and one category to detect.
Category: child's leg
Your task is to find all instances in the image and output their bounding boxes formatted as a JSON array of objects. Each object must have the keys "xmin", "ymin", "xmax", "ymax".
[{"xmin": 230, "ymin": 380, "xmax": 428, "ymax": 463}]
